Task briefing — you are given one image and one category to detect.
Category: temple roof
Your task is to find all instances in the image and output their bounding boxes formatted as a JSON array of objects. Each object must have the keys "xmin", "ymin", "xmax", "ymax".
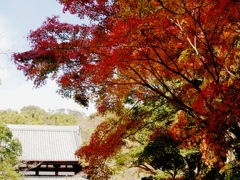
[
  {"xmin": 24, "ymin": 176, "xmax": 86, "ymax": 180},
  {"xmin": 8, "ymin": 124, "xmax": 82, "ymax": 162}
]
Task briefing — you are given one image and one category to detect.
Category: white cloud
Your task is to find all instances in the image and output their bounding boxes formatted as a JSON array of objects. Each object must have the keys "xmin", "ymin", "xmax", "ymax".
[{"xmin": 0, "ymin": 16, "xmax": 12, "ymax": 52}]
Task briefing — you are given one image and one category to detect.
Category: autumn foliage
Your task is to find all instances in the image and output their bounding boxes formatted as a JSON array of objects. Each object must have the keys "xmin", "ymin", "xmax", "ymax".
[{"xmin": 14, "ymin": 0, "xmax": 240, "ymax": 178}]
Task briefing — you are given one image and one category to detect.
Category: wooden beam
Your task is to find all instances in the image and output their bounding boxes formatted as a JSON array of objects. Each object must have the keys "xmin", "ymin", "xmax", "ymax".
[{"xmin": 29, "ymin": 167, "xmax": 81, "ymax": 172}]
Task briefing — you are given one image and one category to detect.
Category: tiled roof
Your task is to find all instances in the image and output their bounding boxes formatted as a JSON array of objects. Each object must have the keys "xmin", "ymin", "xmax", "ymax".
[
  {"xmin": 8, "ymin": 124, "xmax": 82, "ymax": 162},
  {"xmin": 24, "ymin": 176, "xmax": 86, "ymax": 180}
]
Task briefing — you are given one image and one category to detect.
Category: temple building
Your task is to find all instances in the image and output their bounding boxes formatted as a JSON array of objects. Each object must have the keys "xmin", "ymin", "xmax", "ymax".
[{"xmin": 8, "ymin": 124, "xmax": 85, "ymax": 179}]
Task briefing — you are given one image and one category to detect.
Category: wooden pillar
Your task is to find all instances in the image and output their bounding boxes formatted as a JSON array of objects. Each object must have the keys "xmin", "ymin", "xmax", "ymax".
[{"xmin": 54, "ymin": 164, "xmax": 61, "ymax": 176}]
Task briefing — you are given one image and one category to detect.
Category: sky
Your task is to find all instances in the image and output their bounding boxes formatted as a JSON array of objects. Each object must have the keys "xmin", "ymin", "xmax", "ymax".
[{"xmin": 0, "ymin": 0, "xmax": 96, "ymax": 116}]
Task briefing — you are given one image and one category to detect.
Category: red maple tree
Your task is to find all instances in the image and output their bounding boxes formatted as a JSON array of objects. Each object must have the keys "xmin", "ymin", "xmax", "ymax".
[{"xmin": 14, "ymin": 0, "xmax": 240, "ymax": 178}]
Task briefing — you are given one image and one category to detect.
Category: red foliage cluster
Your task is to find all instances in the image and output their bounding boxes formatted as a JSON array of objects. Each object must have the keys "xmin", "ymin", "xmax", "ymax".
[
  {"xmin": 76, "ymin": 115, "xmax": 145, "ymax": 177},
  {"xmin": 170, "ymin": 81, "xmax": 240, "ymax": 167}
]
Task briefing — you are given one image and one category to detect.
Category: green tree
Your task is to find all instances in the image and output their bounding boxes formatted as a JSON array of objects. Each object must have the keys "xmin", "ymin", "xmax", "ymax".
[
  {"xmin": 48, "ymin": 112, "xmax": 78, "ymax": 125},
  {"xmin": 20, "ymin": 105, "xmax": 47, "ymax": 124},
  {"xmin": 0, "ymin": 125, "xmax": 22, "ymax": 179},
  {"xmin": 0, "ymin": 110, "xmax": 23, "ymax": 124},
  {"xmin": 138, "ymin": 131, "xmax": 184, "ymax": 179},
  {"xmin": 0, "ymin": 106, "xmax": 85, "ymax": 126}
]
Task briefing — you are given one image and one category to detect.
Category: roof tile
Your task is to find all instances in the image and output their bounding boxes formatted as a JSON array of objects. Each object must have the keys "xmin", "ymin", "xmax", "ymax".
[{"xmin": 8, "ymin": 125, "xmax": 82, "ymax": 162}]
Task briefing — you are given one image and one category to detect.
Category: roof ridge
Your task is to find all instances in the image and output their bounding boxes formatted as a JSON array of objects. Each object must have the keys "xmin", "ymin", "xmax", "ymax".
[{"xmin": 7, "ymin": 124, "xmax": 80, "ymax": 131}]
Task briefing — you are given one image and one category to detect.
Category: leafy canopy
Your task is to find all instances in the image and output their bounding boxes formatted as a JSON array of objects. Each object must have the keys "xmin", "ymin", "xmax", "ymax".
[
  {"xmin": 13, "ymin": 0, "xmax": 240, "ymax": 178},
  {"xmin": 0, "ymin": 106, "xmax": 85, "ymax": 125},
  {"xmin": 138, "ymin": 131, "xmax": 184, "ymax": 179},
  {"xmin": 0, "ymin": 125, "xmax": 22, "ymax": 179}
]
